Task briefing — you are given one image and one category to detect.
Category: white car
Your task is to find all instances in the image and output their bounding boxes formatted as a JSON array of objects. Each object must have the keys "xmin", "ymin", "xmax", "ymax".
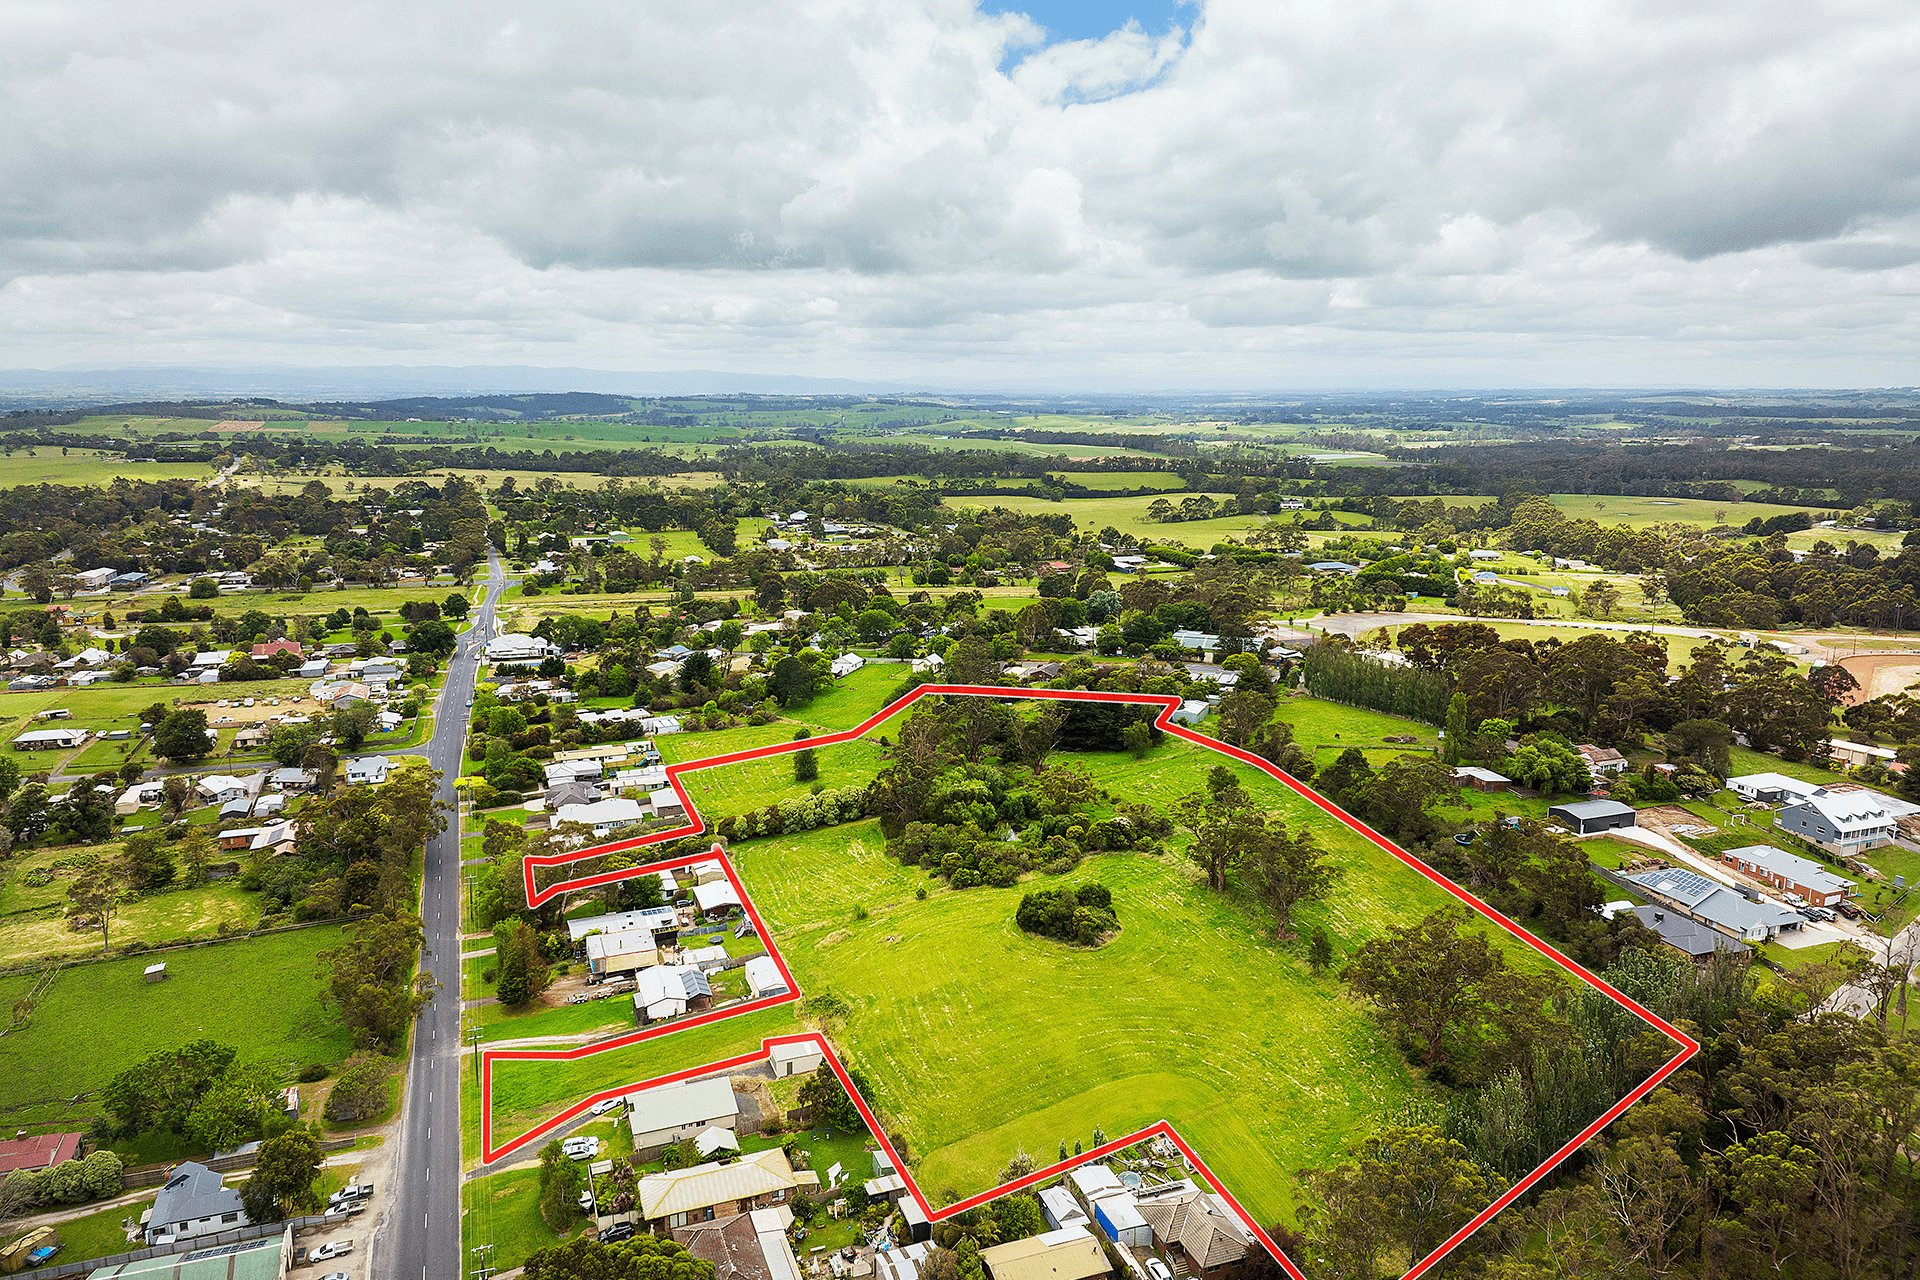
[
  {"xmin": 311, "ymin": 1241, "xmax": 354, "ymax": 1262},
  {"xmin": 1144, "ymin": 1260, "xmax": 1172, "ymax": 1280},
  {"xmin": 589, "ymin": 1098, "xmax": 621, "ymax": 1116},
  {"xmin": 563, "ymin": 1137, "xmax": 600, "ymax": 1160}
]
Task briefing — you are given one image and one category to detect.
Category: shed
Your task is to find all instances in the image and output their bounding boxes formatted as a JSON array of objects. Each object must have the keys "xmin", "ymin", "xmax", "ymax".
[
  {"xmin": 144, "ymin": 963, "xmax": 167, "ymax": 983},
  {"xmin": 1450, "ymin": 766, "xmax": 1511, "ymax": 793},
  {"xmin": 768, "ymin": 1041, "xmax": 824, "ymax": 1077},
  {"xmin": 1548, "ymin": 799, "xmax": 1637, "ymax": 835}
]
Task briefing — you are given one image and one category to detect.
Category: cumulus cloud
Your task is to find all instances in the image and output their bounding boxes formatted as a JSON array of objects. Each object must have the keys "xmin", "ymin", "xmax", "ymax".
[{"xmin": 1, "ymin": 0, "xmax": 1918, "ymax": 383}]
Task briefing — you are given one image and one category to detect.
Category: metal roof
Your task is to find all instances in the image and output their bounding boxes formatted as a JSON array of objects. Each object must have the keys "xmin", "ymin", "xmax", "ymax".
[{"xmin": 623, "ymin": 1076, "xmax": 739, "ymax": 1136}]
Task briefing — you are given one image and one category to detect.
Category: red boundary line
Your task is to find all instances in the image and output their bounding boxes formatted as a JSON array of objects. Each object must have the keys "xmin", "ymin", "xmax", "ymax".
[{"xmin": 486, "ymin": 684, "xmax": 1701, "ymax": 1280}]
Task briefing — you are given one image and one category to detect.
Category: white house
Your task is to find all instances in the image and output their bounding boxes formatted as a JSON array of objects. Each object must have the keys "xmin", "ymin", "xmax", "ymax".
[
  {"xmin": 623, "ymin": 1075, "xmax": 741, "ymax": 1152},
  {"xmin": 693, "ymin": 879, "xmax": 741, "ymax": 917},
  {"xmin": 12, "ymin": 727, "xmax": 85, "ymax": 751},
  {"xmin": 633, "ymin": 965, "xmax": 713, "ymax": 1023},
  {"xmin": 145, "ymin": 1161, "xmax": 248, "ymax": 1245},
  {"xmin": 194, "ymin": 775, "xmax": 249, "ymax": 804},
  {"xmin": 341, "ymin": 755, "xmax": 391, "ymax": 786},
  {"xmin": 830, "ymin": 653, "xmax": 865, "ymax": 678},
  {"xmin": 555, "ymin": 797, "xmax": 647, "ymax": 838},
  {"xmin": 485, "ymin": 633, "xmax": 561, "ymax": 663}
]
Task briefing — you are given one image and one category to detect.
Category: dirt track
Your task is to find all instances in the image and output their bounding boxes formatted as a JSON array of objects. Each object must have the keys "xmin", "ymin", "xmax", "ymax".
[{"xmin": 1838, "ymin": 653, "xmax": 1920, "ymax": 700}]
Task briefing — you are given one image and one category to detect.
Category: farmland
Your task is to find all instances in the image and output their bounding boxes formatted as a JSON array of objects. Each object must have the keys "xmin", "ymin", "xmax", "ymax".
[{"xmin": 0, "ymin": 925, "xmax": 355, "ymax": 1134}]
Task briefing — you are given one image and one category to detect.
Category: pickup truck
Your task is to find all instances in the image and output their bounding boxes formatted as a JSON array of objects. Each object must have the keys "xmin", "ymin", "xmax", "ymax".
[{"xmin": 310, "ymin": 1240, "xmax": 354, "ymax": 1263}]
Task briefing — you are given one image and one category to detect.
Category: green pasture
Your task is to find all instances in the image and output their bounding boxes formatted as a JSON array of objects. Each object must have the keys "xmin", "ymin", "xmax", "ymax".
[
  {"xmin": 0, "ymin": 925, "xmax": 355, "ymax": 1131},
  {"xmin": 0, "ymin": 450, "xmax": 211, "ymax": 488},
  {"xmin": 948, "ymin": 492, "xmax": 1367, "ymax": 545},
  {"xmin": 0, "ymin": 872, "xmax": 263, "ymax": 967}
]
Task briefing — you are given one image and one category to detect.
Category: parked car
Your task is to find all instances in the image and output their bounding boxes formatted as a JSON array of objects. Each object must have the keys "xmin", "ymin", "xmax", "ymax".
[
  {"xmin": 1144, "ymin": 1260, "xmax": 1172, "ymax": 1280},
  {"xmin": 320, "ymin": 1273, "xmax": 350, "ymax": 1280},
  {"xmin": 1837, "ymin": 901, "xmax": 1863, "ymax": 919},
  {"xmin": 590, "ymin": 1098, "xmax": 621, "ymax": 1116},
  {"xmin": 1800, "ymin": 906, "xmax": 1834, "ymax": 922},
  {"xmin": 310, "ymin": 1241, "xmax": 354, "ymax": 1262},
  {"xmin": 600, "ymin": 1224, "xmax": 636, "ymax": 1243}
]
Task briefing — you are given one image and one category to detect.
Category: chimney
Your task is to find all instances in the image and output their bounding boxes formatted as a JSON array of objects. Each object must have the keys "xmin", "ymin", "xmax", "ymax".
[{"xmin": 1653, "ymin": 911, "xmax": 1665, "ymax": 922}]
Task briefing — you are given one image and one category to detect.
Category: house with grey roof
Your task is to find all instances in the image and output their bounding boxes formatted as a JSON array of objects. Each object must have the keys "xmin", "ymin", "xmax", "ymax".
[
  {"xmin": 623, "ymin": 1075, "xmax": 741, "ymax": 1154},
  {"xmin": 1776, "ymin": 791, "xmax": 1897, "ymax": 857},
  {"xmin": 1631, "ymin": 905, "xmax": 1751, "ymax": 961},
  {"xmin": 146, "ymin": 1160, "xmax": 248, "ymax": 1244},
  {"xmin": 1720, "ymin": 843, "xmax": 1856, "ymax": 907},
  {"xmin": 1622, "ymin": 866, "xmax": 1804, "ymax": 942}
]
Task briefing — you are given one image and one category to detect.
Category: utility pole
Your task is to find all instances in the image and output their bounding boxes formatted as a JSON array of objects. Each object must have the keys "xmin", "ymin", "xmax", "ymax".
[{"xmin": 468, "ymin": 1023, "xmax": 484, "ymax": 1088}]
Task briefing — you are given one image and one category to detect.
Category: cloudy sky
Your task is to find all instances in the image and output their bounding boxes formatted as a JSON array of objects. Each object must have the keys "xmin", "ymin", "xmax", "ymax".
[{"xmin": 3, "ymin": 0, "xmax": 1917, "ymax": 389}]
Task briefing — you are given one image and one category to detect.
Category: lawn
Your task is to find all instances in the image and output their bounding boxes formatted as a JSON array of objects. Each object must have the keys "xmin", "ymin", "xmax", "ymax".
[
  {"xmin": 40, "ymin": 1192, "xmax": 155, "ymax": 1264},
  {"xmin": 0, "ymin": 925, "xmax": 356, "ymax": 1133},
  {"xmin": 462, "ymin": 1165, "xmax": 577, "ymax": 1275}
]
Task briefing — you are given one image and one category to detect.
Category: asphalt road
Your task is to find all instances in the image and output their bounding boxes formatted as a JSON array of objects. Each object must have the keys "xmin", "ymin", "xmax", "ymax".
[{"xmin": 380, "ymin": 552, "xmax": 508, "ymax": 1280}]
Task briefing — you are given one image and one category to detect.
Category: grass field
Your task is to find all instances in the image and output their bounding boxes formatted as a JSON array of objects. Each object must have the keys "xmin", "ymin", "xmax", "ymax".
[
  {"xmin": 0, "ymin": 452, "xmax": 210, "ymax": 488},
  {"xmin": 486, "ymin": 715, "xmax": 1558, "ymax": 1229},
  {"xmin": 948, "ymin": 492, "xmax": 1368, "ymax": 545},
  {"xmin": 0, "ymin": 925, "xmax": 355, "ymax": 1132},
  {"xmin": 0, "ymin": 871, "xmax": 263, "ymax": 966}
]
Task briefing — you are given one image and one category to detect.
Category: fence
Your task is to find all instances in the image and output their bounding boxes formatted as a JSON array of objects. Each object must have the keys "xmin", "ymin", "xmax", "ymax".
[{"xmin": 11, "ymin": 1219, "xmax": 328, "ymax": 1280}]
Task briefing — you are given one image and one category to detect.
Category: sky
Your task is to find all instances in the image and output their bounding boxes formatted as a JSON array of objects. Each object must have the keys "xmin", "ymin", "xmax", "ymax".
[{"xmin": 3, "ymin": 0, "xmax": 1919, "ymax": 390}]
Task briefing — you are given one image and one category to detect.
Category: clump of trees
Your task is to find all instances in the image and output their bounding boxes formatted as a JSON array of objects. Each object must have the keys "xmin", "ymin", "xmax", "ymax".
[
  {"xmin": 1175, "ymin": 765, "xmax": 1336, "ymax": 938},
  {"xmin": 1014, "ymin": 883, "xmax": 1118, "ymax": 946}
]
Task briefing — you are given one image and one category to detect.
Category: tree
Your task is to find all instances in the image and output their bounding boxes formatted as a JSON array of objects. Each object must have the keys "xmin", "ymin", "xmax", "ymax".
[
  {"xmin": 795, "ymin": 746, "xmax": 819, "ymax": 783},
  {"xmin": 798, "ymin": 1065, "xmax": 872, "ymax": 1132},
  {"xmin": 1308, "ymin": 925, "xmax": 1334, "ymax": 974},
  {"xmin": 153, "ymin": 709, "xmax": 213, "ymax": 764},
  {"xmin": 323, "ymin": 1055, "xmax": 392, "ymax": 1122},
  {"xmin": 185, "ymin": 1059, "xmax": 285, "ymax": 1151},
  {"xmin": 769, "ymin": 654, "xmax": 818, "ymax": 707},
  {"xmin": 522, "ymin": 1237, "xmax": 715, "ymax": 1280},
  {"xmin": 5, "ymin": 782, "xmax": 51, "ymax": 843},
  {"xmin": 332, "ymin": 701, "xmax": 380, "ymax": 750},
  {"xmin": 66, "ymin": 855, "xmax": 125, "ymax": 955},
  {"xmin": 443, "ymin": 592, "xmax": 471, "ymax": 619},
  {"xmin": 188, "ymin": 577, "xmax": 220, "ymax": 599},
  {"xmin": 537, "ymin": 1138, "xmax": 584, "ymax": 1228},
  {"xmin": 99, "ymin": 1039, "xmax": 238, "ymax": 1137},
  {"xmin": 1343, "ymin": 906, "xmax": 1503, "ymax": 1067},
  {"xmin": 1305, "ymin": 1124, "xmax": 1506, "ymax": 1272},
  {"xmin": 316, "ymin": 913, "xmax": 436, "ymax": 1050},
  {"xmin": 122, "ymin": 831, "xmax": 178, "ymax": 890},
  {"xmin": 409, "ymin": 618, "xmax": 457, "ymax": 656},
  {"xmin": 493, "ymin": 919, "xmax": 549, "ymax": 1007},
  {"xmin": 1173, "ymin": 766, "xmax": 1254, "ymax": 892},
  {"xmin": 1243, "ymin": 824, "xmax": 1338, "ymax": 939},
  {"xmin": 240, "ymin": 1128, "xmax": 323, "ymax": 1222}
]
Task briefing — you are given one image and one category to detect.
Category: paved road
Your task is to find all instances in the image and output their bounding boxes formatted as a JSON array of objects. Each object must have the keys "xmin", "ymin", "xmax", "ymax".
[{"xmin": 380, "ymin": 552, "xmax": 507, "ymax": 1280}]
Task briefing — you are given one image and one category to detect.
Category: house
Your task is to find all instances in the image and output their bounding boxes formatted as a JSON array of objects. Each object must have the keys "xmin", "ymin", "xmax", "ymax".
[
  {"xmin": 341, "ymin": 755, "xmax": 390, "ymax": 786},
  {"xmin": 693, "ymin": 879, "xmax": 742, "ymax": 918},
  {"xmin": 1776, "ymin": 791, "xmax": 1897, "ymax": 856},
  {"xmin": 1830, "ymin": 739, "xmax": 1899, "ymax": 769},
  {"xmin": 568, "ymin": 907, "xmax": 679, "ymax": 943},
  {"xmin": 1450, "ymin": 766, "xmax": 1511, "ymax": 793},
  {"xmin": 268, "ymin": 767, "xmax": 316, "ymax": 791},
  {"xmin": 145, "ymin": 1160, "xmax": 248, "ymax": 1244},
  {"xmin": 545, "ymin": 780, "xmax": 601, "ymax": 811},
  {"xmin": 1721, "ymin": 843, "xmax": 1856, "ymax": 907},
  {"xmin": 1622, "ymin": 866, "xmax": 1805, "ymax": 942},
  {"xmin": 1630, "ymin": 905, "xmax": 1752, "ymax": 961},
  {"xmin": 190, "ymin": 650, "xmax": 233, "ymax": 669},
  {"xmin": 682, "ymin": 945, "xmax": 730, "ymax": 972},
  {"xmin": 633, "ymin": 965, "xmax": 714, "ymax": 1023},
  {"xmin": 910, "ymin": 653, "xmax": 944, "ymax": 674},
  {"xmin": 232, "ymin": 725, "xmax": 270, "ymax": 750},
  {"xmin": 1172, "ymin": 630, "xmax": 1222, "ymax": 652},
  {"xmin": 584, "ymin": 928, "xmax": 662, "ymax": 978},
  {"xmin": 116, "ymin": 781, "xmax": 162, "ymax": 814},
  {"xmin": 1548, "ymin": 799, "xmax": 1637, "ymax": 835},
  {"xmin": 194, "ymin": 775, "xmax": 249, "ymax": 805},
  {"xmin": 555, "ymin": 796, "xmax": 647, "ymax": 838},
  {"xmin": 485, "ymin": 633, "xmax": 560, "ymax": 663},
  {"xmin": 1728, "ymin": 772, "xmax": 1823, "ymax": 805},
  {"xmin": 250, "ymin": 638, "xmax": 303, "ymax": 660},
  {"xmin": 102, "ymin": 1231, "xmax": 291, "ymax": 1280},
  {"xmin": 979, "ymin": 1228, "xmax": 1112, "ymax": 1280},
  {"xmin": 743, "ymin": 956, "xmax": 788, "ymax": 1000},
  {"xmin": 624, "ymin": 1076, "xmax": 742, "ymax": 1153},
  {"xmin": 829, "ymin": 653, "xmax": 865, "ymax": 678},
  {"xmin": 217, "ymin": 826, "xmax": 263, "ymax": 853},
  {"xmin": 73, "ymin": 566, "xmax": 116, "ymax": 590},
  {"xmin": 1133, "ymin": 1183, "xmax": 1256, "ymax": 1280},
  {"xmin": 324, "ymin": 682, "xmax": 372, "ymax": 708},
  {"xmin": 1468, "ymin": 549, "xmax": 1502, "ymax": 561},
  {"xmin": 12, "ymin": 727, "xmax": 84, "ymax": 751},
  {"xmin": 637, "ymin": 1147, "xmax": 815, "ymax": 1231},
  {"xmin": 1308, "ymin": 561, "xmax": 1359, "ymax": 575},
  {"xmin": 0, "ymin": 1132, "xmax": 82, "ymax": 1175},
  {"xmin": 1575, "ymin": 745, "xmax": 1629, "ymax": 775},
  {"xmin": 640, "ymin": 715, "xmax": 685, "ymax": 735},
  {"xmin": 674, "ymin": 1208, "xmax": 803, "ymax": 1280},
  {"xmin": 545, "ymin": 759, "xmax": 606, "ymax": 787},
  {"xmin": 767, "ymin": 1041, "xmax": 824, "ymax": 1077}
]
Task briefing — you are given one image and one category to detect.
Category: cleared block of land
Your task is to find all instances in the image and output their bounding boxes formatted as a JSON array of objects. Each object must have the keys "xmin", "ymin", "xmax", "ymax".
[{"xmin": 0, "ymin": 925, "xmax": 354, "ymax": 1130}]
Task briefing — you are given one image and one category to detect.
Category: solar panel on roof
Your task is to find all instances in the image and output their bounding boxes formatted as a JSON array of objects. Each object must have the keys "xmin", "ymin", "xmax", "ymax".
[{"xmin": 1633, "ymin": 868, "xmax": 1718, "ymax": 899}]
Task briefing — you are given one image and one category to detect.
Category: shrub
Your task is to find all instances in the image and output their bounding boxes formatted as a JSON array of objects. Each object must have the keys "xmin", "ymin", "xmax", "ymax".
[
  {"xmin": 1015, "ymin": 884, "xmax": 1119, "ymax": 946},
  {"xmin": 298, "ymin": 1063, "xmax": 332, "ymax": 1083}
]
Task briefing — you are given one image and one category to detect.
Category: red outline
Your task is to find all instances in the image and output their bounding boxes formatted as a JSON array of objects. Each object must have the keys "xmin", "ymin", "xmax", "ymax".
[{"xmin": 487, "ymin": 684, "xmax": 1700, "ymax": 1280}]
